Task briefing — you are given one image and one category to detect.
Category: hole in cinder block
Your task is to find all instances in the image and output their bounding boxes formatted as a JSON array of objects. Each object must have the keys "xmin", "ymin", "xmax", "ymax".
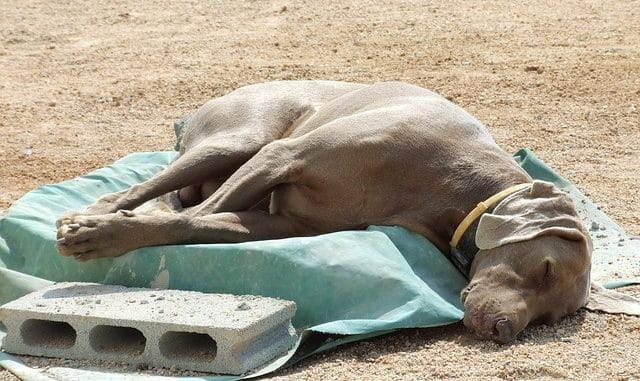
[
  {"xmin": 21, "ymin": 319, "xmax": 76, "ymax": 349},
  {"xmin": 89, "ymin": 325, "xmax": 146, "ymax": 355},
  {"xmin": 159, "ymin": 331, "xmax": 217, "ymax": 362}
]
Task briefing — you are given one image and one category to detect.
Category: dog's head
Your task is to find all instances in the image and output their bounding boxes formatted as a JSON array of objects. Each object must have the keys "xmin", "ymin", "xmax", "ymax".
[{"xmin": 461, "ymin": 180, "xmax": 592, "ymax": 343}]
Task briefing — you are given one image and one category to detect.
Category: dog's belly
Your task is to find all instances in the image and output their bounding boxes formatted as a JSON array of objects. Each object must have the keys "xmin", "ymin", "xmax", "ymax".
[{"xmin": 268, "ymin": 182, "xmax": 364, "ymax": 233}]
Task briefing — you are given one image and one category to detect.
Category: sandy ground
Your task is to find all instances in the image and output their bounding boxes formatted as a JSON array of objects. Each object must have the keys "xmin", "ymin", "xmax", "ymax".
[{"xmin": 1, "ymin": 0, "xmax": 639, "ymax": 380}]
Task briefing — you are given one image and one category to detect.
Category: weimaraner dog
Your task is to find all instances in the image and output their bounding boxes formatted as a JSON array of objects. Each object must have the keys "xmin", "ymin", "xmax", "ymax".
[{"xmin": 57, "ymin": 81, "xmax": 622, "ymax": 343}]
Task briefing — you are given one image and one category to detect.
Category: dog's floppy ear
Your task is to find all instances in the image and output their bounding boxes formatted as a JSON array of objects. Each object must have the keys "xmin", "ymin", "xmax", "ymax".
[{"xmin": 475, "ymin": 180, "xmax": 591, "ymax": 250}]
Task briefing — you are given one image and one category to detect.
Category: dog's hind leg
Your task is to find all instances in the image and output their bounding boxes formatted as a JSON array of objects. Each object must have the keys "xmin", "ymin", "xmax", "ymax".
[
  {"xmin": 66, "ymin": 102, "xmax": 320, "ymax": 217},
  {"xmin": 188, "ymin": 139, "xmax": 300, "ymax": 216}
]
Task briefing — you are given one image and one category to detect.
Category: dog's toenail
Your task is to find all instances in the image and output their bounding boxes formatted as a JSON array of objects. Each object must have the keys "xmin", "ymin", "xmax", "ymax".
[
  {"xmin": 57, "ymin": 238, "xmax": 66, "ymax": 244},
  {"xmin": 68, "ymin": 223, "xmax": 81, "ymax": 230}
]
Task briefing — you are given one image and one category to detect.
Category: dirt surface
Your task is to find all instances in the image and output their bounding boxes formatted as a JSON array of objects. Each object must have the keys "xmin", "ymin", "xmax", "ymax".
[{"xmin": 1, "ymin": 0, "xmax": 639, "ymax": 380}]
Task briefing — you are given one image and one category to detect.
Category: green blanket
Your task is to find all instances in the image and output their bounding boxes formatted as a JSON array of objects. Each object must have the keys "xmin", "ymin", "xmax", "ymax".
[{"xmin": 1, "ymin": 149, "xmax": 638, "ymax": 380}]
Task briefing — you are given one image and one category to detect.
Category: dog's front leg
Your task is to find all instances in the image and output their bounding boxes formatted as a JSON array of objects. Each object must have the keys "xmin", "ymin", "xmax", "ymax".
[
  {"xmin": 56, "ymin": 210, "xmax": 190, "ymax": 260},
  {"xmin": 56, "ymin": 210, "xmax": 310, "ymax": 261}
]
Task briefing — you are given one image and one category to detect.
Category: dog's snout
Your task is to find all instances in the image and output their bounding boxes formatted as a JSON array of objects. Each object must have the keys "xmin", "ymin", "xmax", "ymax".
[{"xmin": 492, "ymin": 316, "xmax": 514, "ymax": 343}]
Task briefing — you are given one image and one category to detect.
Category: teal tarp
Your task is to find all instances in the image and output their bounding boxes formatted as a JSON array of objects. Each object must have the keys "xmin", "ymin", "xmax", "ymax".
[{"xmin": 1, "ymin": 149, "xmax": 639, "ymax": 380}]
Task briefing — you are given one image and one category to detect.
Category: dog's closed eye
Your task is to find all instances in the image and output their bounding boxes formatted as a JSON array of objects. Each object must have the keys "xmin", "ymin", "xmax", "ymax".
[
  {"xmin": 539, "ymin": 258, "xmax": 556, "ymax": 287},
  {"xmin": 527, "ymin": 257, "xmax": 556, "ymax": 289}
]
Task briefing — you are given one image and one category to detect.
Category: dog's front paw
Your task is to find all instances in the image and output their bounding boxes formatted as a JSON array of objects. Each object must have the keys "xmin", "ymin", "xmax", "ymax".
[
  {"xmin": 56, "ymin": 210, "xmax": 138, "ymax": 261},
  {"xmin": 56, "ymin": 216, "xmax": 88, "ymax": 259}
]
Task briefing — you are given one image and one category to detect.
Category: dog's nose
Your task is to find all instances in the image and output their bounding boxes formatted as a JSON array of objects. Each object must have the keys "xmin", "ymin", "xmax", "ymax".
[{"xmin": 492, "ymin": 316, "xmax": 514, "ymax": 343}]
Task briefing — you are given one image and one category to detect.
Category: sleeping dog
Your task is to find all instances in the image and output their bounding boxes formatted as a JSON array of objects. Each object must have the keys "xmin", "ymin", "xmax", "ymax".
[{"xmin": 57, "ymin": 81, "xmax": 597, "ymax": 342}]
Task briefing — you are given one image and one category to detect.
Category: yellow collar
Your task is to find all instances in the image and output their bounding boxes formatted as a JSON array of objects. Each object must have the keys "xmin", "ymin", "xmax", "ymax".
[{"xmin": 449, "ymin": 183, "xmax": 532, "ymax": 248}]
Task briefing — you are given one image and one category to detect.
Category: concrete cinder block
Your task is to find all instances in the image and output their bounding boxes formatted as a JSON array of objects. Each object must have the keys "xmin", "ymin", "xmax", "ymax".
[{"xmin": 0, "ymin": 282, "xmax": 297, "ymax": 375}]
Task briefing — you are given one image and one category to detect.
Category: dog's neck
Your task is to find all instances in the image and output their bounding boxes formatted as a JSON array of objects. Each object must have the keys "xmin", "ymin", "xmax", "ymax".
[{"xmin": 447, "ymin": 218, "xmax": 481, "ymax": 278}]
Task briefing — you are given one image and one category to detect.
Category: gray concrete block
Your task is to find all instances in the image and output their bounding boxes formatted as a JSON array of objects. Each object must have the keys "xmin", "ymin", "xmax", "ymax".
[{"xmin": 0, "ymin": 282, "xmax": 297, "ymax": 375}]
